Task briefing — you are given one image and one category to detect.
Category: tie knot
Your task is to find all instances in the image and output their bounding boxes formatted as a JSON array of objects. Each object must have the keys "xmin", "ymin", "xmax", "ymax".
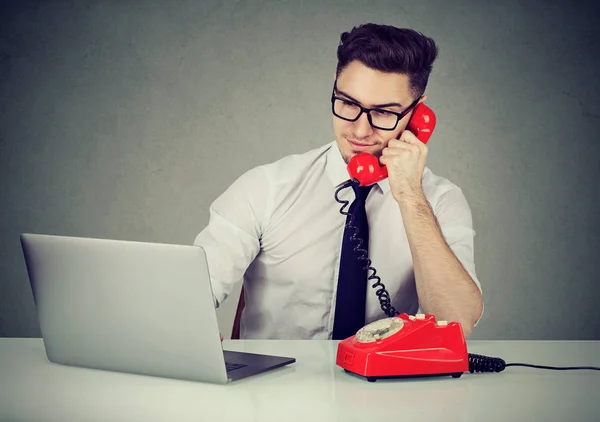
[{"xmin": 351, "ymin": 183, "xmax": 374, "ymax": 203}]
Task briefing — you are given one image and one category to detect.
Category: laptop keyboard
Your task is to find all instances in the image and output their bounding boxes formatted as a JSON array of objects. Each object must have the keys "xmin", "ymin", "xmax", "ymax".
[{"xmin": 225, "ymin": 362, "xmax": 247, "ymax": 372}]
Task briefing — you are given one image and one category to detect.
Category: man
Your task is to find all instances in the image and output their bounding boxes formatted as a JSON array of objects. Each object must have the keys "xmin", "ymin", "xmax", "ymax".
[{"xmin": 194, "ymin": 23, "xmax": 483, "ymax": 340}]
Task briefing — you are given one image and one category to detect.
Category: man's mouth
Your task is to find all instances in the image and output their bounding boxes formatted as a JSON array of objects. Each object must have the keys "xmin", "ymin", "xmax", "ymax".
[{"xmin": 347, "ymin": 138, "xmax": 375, "ymax": 151}]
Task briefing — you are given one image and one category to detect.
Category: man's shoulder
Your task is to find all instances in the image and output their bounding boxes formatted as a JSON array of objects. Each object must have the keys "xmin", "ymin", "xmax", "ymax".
[
  {"xmin": 257, "ymin": 142, "xmax": 333, "ymax": 182},
  {"xmin": 421, "ymin": 167, "xmax": 469, "ymax": 209},
  {"xmin": 422, "ymin": 167, "xmax": 461, "ymax": 192},
  {"xmin": 225, "ymin": 142, "xmax": 332, "ymax": 197}
]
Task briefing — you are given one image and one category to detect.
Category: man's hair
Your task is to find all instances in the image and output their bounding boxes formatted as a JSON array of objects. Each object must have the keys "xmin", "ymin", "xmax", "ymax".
[{"xmin": 335, "ymin": 23, "xmax": 439, "ymax": 100}]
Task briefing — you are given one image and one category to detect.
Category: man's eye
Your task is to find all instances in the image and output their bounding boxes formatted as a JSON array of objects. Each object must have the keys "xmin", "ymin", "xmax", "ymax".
[{"xmin": 373, "ymin": 110, "xmax": 394, "ymax": 117}]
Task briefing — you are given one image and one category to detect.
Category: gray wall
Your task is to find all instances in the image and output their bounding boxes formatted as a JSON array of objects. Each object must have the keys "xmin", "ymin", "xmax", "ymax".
[{"xmin": 1, "ymin": 0, "xmax": 599, "ymax": 340}]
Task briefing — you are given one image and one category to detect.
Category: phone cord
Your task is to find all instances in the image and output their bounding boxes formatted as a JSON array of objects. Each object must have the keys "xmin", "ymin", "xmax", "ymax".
[{"xmin": 335, "ymin": 179, "xmax": 400, "ymax": 319}]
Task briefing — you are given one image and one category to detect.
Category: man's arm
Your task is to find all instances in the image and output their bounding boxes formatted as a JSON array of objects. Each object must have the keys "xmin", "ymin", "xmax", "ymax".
[
  {"xmin": 397, "ymin": 189, "xmax": 483, "ymax": 338},
  {"xmin": 380, "ymin": 135, "xmax": 483, "ymax": 338},
  {"xmin": 194, "ymin": 166, "xmax": 269, "ymax": 308}
]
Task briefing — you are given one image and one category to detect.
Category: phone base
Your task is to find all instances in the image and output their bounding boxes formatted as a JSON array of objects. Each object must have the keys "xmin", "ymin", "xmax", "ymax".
[
  {"xmin": 344, "ymin": 368, "xmax": 464, "ymax": 382},
  {"xmin": 336, "ymin": 313, "xmax": 470, "ymax": 381}
]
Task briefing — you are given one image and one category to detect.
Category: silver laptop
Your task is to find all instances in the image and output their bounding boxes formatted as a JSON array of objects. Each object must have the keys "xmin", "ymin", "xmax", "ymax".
[{"xmin": 20, "ymin": 233, "xmax": 295, "ymax": 384}]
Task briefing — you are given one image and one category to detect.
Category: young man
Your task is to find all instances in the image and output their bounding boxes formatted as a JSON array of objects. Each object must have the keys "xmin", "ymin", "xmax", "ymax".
[{"xmin": 194, "ymin": 23, "xmax": 483, "ymax": 340}]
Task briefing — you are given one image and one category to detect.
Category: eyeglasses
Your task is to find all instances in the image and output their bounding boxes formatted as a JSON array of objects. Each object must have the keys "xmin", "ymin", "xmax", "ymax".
[{"xmin": 330, "ymin": 81, "xmax": 421, "ymax": 131}]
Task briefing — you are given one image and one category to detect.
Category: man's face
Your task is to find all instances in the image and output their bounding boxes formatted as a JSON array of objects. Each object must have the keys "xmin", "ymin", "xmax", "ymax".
[{"xmin": 332, "ymin": 60, "xmax": 418, "ymax": 163}]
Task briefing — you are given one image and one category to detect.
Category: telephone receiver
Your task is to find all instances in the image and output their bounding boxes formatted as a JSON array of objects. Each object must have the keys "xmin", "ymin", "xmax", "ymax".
[{"xmin": 346, "ymin": 102, "xmax": 436, "ymax": 186}]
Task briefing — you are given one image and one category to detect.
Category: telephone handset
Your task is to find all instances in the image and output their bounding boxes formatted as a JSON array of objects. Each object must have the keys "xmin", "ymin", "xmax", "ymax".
[
  {"xmin": 346, "ymin": 102, "xmax": 437, "ymax": 187},
  {"xmin": 334, "ymin": 102, "xmax": 437, "ymax": 319}
]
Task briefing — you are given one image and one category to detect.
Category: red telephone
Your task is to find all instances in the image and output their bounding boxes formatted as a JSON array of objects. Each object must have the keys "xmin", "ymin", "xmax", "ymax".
[
  {"xmin": 347, "ymin": 102, "xmax": 436, "ymax": 186},
  {"xmin": 336, "ymin": 313, "xmax": 469, "ymax": 382}
]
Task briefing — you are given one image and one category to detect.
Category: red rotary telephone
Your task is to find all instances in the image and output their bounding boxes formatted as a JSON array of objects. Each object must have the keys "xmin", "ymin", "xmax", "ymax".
[
  {"xmin": 346, "ymin": 102, "xmax": 436, "ymax": 186},
  {"xmin": 336, "ymin": 313, "xmax": 469, "ymax": 382}
]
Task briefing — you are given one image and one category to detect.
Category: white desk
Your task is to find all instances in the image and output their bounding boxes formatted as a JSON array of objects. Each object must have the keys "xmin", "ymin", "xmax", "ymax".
[{"xmin": 1, "ymin": 339, "xmax": 599, "ymax": 422}]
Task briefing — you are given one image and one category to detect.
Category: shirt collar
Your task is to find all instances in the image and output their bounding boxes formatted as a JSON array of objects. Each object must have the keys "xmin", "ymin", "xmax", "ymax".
[{"xmin": 325, "ymin": 141, "xmax": 390, "ymax": 194}]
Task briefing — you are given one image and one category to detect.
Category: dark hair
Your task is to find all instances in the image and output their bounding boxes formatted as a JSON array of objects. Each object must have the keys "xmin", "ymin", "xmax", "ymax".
[{"xmin": 336, "ymin": 23, "xmax": 439, "ymax": 99}]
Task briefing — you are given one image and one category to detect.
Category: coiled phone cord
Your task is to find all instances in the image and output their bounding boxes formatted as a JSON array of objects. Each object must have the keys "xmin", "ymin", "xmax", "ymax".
[
  {"xmin": 335, "ymin": 179, "xmax": 600, "ymax": 374},
  {"xmin": 335, "ymin": 179, "xmax": 399, "ymax": 319}
]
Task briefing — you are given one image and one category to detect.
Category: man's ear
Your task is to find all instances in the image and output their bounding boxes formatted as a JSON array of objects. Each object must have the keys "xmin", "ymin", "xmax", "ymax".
[{"xmin": 419, "ymin": 95, "xmax": 428, "ymax": 104}]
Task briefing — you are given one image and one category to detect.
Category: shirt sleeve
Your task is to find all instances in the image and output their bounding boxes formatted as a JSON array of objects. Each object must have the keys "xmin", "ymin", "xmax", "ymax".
[
  {"xmin": 193, "ymin": 166, "xmax": 270, "ymax": 308},
  {"xmin": 430, "ymin": 185, "xmax": 484, "ymax": 326}
]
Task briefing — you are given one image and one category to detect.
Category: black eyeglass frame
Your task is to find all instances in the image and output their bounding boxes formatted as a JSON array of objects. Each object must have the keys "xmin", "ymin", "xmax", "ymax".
[{"xmin": 330, "ymin": 80, "xmax": 422, "ymax": 131}]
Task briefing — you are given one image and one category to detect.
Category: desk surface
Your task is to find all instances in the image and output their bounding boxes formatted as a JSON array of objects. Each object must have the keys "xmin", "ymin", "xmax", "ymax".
[{"xmin": 1, "ymin": 339, "xmax": 599, "ymax": 422}]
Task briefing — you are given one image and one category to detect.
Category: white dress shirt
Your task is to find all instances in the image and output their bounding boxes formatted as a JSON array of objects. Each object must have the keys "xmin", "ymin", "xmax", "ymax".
[{"xmin": 194, "ymin": 141, "xmax": 482, "ymax": 339}]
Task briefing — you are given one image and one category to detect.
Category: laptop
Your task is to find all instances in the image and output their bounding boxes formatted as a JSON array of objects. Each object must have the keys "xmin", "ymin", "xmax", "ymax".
[{"xmin": 20, "ymin": 233, "xmax": 296, "ymax": 384}]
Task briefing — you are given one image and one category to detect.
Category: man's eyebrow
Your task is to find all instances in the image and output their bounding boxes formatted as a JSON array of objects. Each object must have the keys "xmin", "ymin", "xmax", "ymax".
[{"xmin": 336, "ymin": 88, "xmax": 404, "ymax": 109}]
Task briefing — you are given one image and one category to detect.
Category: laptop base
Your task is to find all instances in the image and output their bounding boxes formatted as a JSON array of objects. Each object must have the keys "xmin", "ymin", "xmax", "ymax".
[{"xmin": 224, "ymin": 350, "xmax": 296, "ymax": 381}]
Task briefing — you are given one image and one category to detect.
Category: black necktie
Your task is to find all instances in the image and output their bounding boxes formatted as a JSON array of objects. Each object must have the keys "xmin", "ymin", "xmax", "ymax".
[{"xmin": 332, "ymin": 183, "xmax": 374, "ymax": 340}]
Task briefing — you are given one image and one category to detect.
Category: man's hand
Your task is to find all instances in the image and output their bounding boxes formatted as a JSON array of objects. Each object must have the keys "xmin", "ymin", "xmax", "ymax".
[{"xmin": 379, "ymin": 130, "xmax": 428, "ymax": 204}]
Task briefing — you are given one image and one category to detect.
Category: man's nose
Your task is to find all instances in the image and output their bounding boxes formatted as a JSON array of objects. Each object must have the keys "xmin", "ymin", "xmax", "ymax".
[{"xmin": 353, "ymin": 111, "xmax": 374, "ymax": 138}]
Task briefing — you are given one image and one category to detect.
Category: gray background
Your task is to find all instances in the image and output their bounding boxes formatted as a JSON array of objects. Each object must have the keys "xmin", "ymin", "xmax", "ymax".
[{"xmin": 1, "ymin": 0, "xmax": 599, "ymax": 340}]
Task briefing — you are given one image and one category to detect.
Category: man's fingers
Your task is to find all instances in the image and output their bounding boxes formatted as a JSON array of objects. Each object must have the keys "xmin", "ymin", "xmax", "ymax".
[
  {"xmin": 400, "ymin": 129, "xmax": 419, "ymax": 144},
  {"xmin": 383, "ymin": 140, "xmax": 419, "ymax": 155},
  {"xmin": 400, "ymin": 130, "xmax": 428, "ymax": 152}
]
